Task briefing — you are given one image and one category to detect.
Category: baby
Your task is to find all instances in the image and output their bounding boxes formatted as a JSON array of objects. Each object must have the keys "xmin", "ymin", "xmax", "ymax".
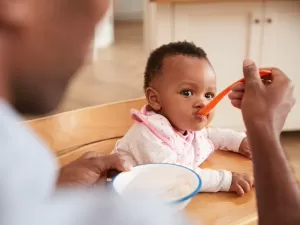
[{"xmin": 114, "ymin": 41, "xmax": 254, "ymax": 196}]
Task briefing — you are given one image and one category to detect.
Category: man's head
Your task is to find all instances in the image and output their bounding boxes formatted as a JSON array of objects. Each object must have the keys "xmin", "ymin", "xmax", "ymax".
[{"xmin": 0, "ymin": 0, "xmax": 109, "ymax": 115}]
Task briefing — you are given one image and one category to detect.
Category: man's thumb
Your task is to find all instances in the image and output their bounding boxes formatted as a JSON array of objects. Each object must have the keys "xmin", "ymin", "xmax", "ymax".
[{"xmin": 243, "ymin": 59, "xmax": 262, "ymax": 87}]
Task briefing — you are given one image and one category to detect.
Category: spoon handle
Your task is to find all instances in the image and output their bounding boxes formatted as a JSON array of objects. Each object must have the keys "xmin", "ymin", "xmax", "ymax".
[{"xmin": 198, "ymin": 70, "xmax": 272, "ymax": 116}]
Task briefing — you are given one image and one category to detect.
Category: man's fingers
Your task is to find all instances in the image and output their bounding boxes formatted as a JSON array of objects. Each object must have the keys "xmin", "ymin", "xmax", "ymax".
[
  {"xmin": 262, "ymin": 79, "xmax": 272, "ymax": 86},
  {"xmin": 90, "ymin": 153, "xmax": 132, "ymax": 175},
  {"xmin": 242, "ymin": 64, "xmax": 291, "ymax": 90},
  {"xmin": 261, "ymin": 67, "xmax": 291, "ymax": 85},
  {"xmin": 243, "ymin": 59, "xmax": 263, "ymax": 89},
  {"xmin": 270, "ymin": 67, "xmax": 285, "ymax": 79},
  {"xmin": 231, "ymin": 82, "xmax": 245, "ymax": 92},
  {"xmin": 228, "ymin": 91, "xmax": 244, "ymax": 100},
  {"xmin": 271, "ymin": 68, "xmax": 293, "ymax": 90},
  {"xmin": 230, "ymin": 100, "xmax": 242, "ymax": 109}
]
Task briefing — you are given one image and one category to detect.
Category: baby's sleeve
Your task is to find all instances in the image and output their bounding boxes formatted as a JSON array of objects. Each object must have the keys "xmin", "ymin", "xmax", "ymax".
[
  {"xmin": 202, "ymin": 127, "xmax": 246, "ymax": 152},
  {"xmin": 195, "ymin": 167, "xmax": 232, "ymax": 192},
  {"xmin": 113, "ymin": 124, "xmax": 177, "ymax": 166}
]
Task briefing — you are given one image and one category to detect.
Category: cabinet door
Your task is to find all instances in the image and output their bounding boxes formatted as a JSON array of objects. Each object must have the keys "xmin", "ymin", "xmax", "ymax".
[
  {"xmin": 261, "ymin": 1, "xmax": 300, "ymax": 131},
  {"xmin": 174, "ymin": 2, "xmax": 264, "ymax": 130}
]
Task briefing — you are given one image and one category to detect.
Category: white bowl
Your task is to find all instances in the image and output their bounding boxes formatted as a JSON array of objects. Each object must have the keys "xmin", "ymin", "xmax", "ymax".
[{"xmin": 112, "ymin": 163, "xmax": 201, "ymax": 211}]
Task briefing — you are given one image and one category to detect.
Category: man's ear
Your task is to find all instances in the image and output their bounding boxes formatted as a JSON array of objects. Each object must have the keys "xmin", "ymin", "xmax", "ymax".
[
  {"xmin": 145, "ymin": 87, "xmax": 161, "ymax": 111},
  {"xmin": 0, "ymin": 1, "xmax": 31, "ymax": 29}
]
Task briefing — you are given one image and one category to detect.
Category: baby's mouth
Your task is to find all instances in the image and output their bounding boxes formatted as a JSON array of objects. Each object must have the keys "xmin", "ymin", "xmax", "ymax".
[{"xmin": 195, "ymin": 112, "xmax": 208, "ymax": 122}]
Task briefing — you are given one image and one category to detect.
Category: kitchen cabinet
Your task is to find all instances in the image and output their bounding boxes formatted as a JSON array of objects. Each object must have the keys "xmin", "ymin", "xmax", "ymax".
[
  {"xmin": 144, "ymin": 0, "xmax": 300, "ymax": 131},
  {"xmin": 261, "ymin": 1, "xmax": 300, "ymax": 130}
]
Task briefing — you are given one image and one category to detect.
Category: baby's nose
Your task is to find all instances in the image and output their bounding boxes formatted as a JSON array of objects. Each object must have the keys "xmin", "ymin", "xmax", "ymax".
[{"xmin": 195, "ymin": 100, "xmax": 208, "ymax": 109}]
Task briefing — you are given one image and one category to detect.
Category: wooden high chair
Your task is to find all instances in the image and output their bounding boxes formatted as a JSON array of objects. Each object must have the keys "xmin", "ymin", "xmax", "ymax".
[{"xmin": 26, "ymin": 97, "xmax": 258, "ymax": 225}]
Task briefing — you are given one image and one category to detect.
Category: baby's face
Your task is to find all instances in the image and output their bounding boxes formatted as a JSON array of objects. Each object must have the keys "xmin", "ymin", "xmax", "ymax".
[{"xmin": 154, "ymin": 55, "xmax": 216, "ymax": 133}]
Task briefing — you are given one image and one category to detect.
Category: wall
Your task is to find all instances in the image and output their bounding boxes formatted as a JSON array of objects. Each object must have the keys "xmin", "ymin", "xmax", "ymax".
[{"xmin": 114, "ymin": 0, "xmax": 145, "ymax": 21}]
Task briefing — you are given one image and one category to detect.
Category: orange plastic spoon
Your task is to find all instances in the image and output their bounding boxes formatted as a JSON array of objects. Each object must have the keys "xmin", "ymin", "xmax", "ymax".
[{"xmin": 198, "ymin": 69, "xmax": 272, "ymax": 116}]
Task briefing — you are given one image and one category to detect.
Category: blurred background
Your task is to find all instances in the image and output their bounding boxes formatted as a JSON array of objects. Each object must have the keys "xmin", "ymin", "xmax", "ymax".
[
  {"xmin": 58, "ymin": 0, "xmax": 147, "ymax": 113},
  {"xmin": 58, "ymin": 1, "xmax": 300, "ymax": 131},
  {"xmin": 55, "ymin": 0, "xmax": 299, "ymax": 175}
]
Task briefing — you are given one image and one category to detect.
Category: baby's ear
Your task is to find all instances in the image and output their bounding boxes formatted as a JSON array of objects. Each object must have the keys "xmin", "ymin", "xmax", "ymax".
[{"xmin": 145, "ymin": 87, "xmax": 161, "ymax": 111}]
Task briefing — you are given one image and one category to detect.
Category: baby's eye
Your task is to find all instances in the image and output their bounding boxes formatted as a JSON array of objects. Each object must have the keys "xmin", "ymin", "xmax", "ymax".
[
  {"xmin": 180, "ymin": 90, "xmax": 193, "ymax": 97},
  {"xmin": 205, "ymin": 92, "xmax": 215, "ymax": 99}
]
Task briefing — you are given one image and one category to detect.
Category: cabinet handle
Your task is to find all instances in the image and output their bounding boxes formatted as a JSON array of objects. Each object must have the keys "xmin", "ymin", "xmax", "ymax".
[
  {"xmin": 266, "ymin": 18, "xmax": 272, "ymax": 23},
  {"xmin": 254, "ymin": 19, "xmax": 260, "ymax": 24}
]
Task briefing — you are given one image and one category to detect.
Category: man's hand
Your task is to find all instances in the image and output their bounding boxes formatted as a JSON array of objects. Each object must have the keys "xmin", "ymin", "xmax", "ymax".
[
  {"xmin": 57, "ymin": 152, "xmax": 132, "ymax": 187},
  {"xmin": 228, "ymin": 59, "xmax": 295, "ymax": 136}
]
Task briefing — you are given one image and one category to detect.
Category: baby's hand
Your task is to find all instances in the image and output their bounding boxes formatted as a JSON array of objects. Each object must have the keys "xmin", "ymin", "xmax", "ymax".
[
  {"xmin": 239, "ymin": 138, "xmax": 252, "ymax": 159},
  {"xmin": 229, "ymin": 172, "xmax": 254, "ymax": 196}
]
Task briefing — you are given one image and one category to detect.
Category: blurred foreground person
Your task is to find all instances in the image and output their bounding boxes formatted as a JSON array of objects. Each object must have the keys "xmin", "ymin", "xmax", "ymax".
[
  {"xmin": 0, "ymin": 0, "xmax": 299, "ymax": 224},
  {"xmin": 0, "ymin": 1, "xmax": 189, "ymax": 225}
]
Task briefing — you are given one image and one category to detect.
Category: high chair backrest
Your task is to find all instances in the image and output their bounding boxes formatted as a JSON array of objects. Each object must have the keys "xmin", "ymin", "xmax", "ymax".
[{"xmin": 26, "ymin": 98, "xmax": 147, "ymax": 166}]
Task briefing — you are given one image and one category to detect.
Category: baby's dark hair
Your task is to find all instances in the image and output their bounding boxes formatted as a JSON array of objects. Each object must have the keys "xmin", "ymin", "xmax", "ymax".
[{"xmin": 144, "ymin": 41, "xmax": 210, "ymax": 90}]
